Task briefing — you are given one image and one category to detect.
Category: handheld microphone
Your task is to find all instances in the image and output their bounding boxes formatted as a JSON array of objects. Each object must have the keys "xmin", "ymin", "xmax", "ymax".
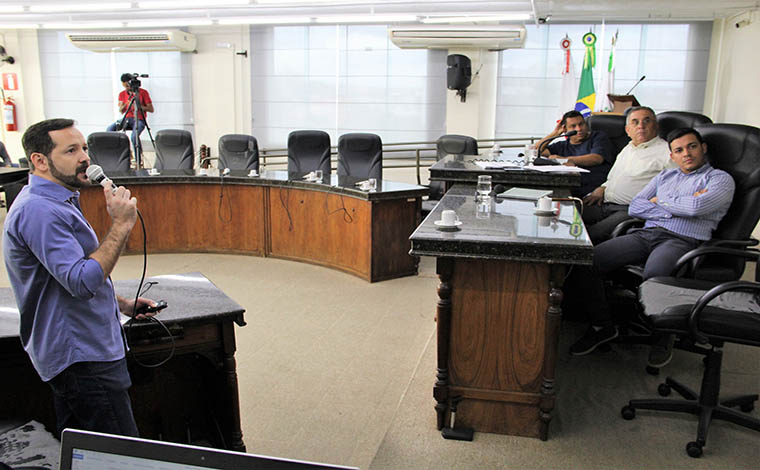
[
  {"xmin": 86, "ymin": 164, "xmax": 117, "ymax": 194},
  {"xmin": 625, "ymin": 75, "xmax": 646, "ymax": 95}
]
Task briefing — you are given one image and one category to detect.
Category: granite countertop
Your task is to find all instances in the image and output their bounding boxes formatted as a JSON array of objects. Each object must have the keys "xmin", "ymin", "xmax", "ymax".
[
  {"xmin": 99, "ymin": 169, "xmax": 429, "ymax": 202},
  {"xmin": 0, "ymin": 272, "xmax": 245, "ymax": 339},
  {"xmin": 409, "ymin": 185, "xmax": 593, "ymax": 265},
  {"xmin": 429, "ymin": 154, "xmax": 581, "ymax": 188}
]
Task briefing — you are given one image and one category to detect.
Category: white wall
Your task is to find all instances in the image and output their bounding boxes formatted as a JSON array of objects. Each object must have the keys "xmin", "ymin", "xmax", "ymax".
[
  {"xmin": 189, "ymin": 25, "xmax": 252, "ymax": 154},
  {"xmin": 703, "ymin": 12, "xmax": 760, "ymax": 126},
  {"xmin": 0, "ymin": 30, "xmax": 45, "ymax": 159},
  {"xmin": 445, "ymin": 48, "xmax": 498, "ymax": 141}
]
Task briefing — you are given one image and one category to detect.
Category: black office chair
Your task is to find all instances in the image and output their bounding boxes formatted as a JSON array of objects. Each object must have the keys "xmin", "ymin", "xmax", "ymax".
[
  {"xmin": 657, "ymin": 111, "xmax": 713, "ymax": 140},
  {"xmin": 423, "ymin": 135, "xmax": 478, "ymax": 215},
  {"xmin": 287, "ymin": 130, "xmax": 331, "ymax": 175},
  {"xmin": 622, "ymin": 269, "xmax": 760, "ymax": 458},
  {"xmin": 154, "ymin": 129, "xmax": 195, "ymax": 170},
  {"xmin": 218, "ymin": 134, "xmax": 259, "ymax": 171},
  {"xmin": 588, "ymin": 114, "xmax": 630, "ymax": 156},
  {"xmin": 87, "ymin": 132, "xmax": 132, "ymax": 172},
  {"xmin": 337, "ymin": 133, "xmax": 382, "ymax": 180}
]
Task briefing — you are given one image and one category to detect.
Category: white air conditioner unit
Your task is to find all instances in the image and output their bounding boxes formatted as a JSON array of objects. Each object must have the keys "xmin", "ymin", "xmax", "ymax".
[
  {"xmin": 66, "ymin": 30, "xmax": 196, "ymax": 52},
  {"xmin": 389, "ymin": 25, "xmax": 526, "ymax": 51}
]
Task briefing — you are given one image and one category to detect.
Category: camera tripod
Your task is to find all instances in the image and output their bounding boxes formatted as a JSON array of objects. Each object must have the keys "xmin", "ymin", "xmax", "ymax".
[{"xmin": 117, "ymin": 89, "xmax": 159, "ymax": 169}]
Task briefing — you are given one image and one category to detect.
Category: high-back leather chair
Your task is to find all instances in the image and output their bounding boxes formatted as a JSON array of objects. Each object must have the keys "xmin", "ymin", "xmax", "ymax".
[
  {"xmin": 657, "ymin": 111, "xmax": 713, "ymax": 140},
  {"xmin": 287, "ymin": 130, "xmax": 331, "ymax": 175},
  {"xmin": 423, "ymin": 135, "xmax": 479, "ymax": 214},
  {"xmin": 87, "ymin": 132, "xmax": 131, "ymax": 172},
  {"xmin": 337, "ymin": 133, "xmax": 382, "ymax": 180},
  {"xmin": 688, "ymin": 123, "xmax": 760, "ymax": 281},
  {"xmin": 3, "ymin": 175, "xmax": 28, "ymax": 210},
  {"xmin": 588, "ymin": 114, "xmax": 630, "ymax": 156},
  {"xmin": 154, "ymin": 129, "xmax": 195, "ymax": 170},
  {"xmin": 218, "ymin": 134, "xmax": 259, "ymax": 171}
]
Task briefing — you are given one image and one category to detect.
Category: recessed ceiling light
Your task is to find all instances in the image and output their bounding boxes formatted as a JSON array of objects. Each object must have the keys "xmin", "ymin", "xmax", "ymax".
[
  {"xmin": 138, "ymin": 0, "xmax": 250, "ymax": 8},
  {"xmin": 126, "ymin": 18, "xmax": 214, "ymax": 27},
  {"xmin": 41, "ymin": 22, "xmax": 126, "ymax": 29},
  {"xmin": 314, "ymin": 14, "xmax": 418, "ymax": 24},
  {"xmin": 422, "ymin": 13, "xmax": 531, "ymax": 24},
  {"xmin": 0, "ymin": 5, "xmax": 25, "ymax": 14},
  {"xmin": 218, "ymin": 16, "xmax": 313, "ymax": 25},
  {"xmin": 30, "ymin": 3, "xmax": 132, "ymax": 13}
]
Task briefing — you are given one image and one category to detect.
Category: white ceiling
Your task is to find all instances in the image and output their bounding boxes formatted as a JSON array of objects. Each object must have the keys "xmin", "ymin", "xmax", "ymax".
[{"xmin": 0, "ymin": 0, "xmax": 757, "ymax": 29}]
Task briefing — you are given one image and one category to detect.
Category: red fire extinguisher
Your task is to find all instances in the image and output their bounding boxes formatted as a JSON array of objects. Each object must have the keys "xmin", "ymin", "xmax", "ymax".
[{"xmin": 4, "ymin": 97, "xmax": 17, "ymax": 132}]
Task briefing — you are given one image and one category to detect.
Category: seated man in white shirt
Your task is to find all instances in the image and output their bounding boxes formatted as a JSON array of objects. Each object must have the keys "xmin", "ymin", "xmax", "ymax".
[{"xmin": 581, "ymin": 106, "xmax": 673, "ymax": 244}]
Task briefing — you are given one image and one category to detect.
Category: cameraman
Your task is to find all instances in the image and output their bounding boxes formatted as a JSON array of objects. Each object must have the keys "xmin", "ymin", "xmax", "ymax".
[{"xmin": 106, "ymin": 73, "xmax": 154, "ymax": 155}]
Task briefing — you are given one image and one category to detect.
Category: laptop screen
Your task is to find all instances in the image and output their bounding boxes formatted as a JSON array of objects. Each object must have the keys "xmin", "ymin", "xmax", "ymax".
[{"xmin": 60, "ymin": 429, "xmax": 358, "ymax": 470}]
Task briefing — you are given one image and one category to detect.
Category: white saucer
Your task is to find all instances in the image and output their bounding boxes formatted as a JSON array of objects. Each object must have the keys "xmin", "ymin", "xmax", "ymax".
[
  {"xmin": 534, "ymin": 208, "xmax": 559, "ymax": 216},
  {"xmin": 434, "ymin": 220, "xmax": 463, "ymax": 231}
]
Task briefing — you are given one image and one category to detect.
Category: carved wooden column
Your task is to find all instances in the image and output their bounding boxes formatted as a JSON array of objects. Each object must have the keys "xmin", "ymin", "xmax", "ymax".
[
  {"xmin": 434, "ymin": 257, "xmax": 454, "ymax": 430},
  {"xmin": 222, "ymin": 321, "xmax": 246, "ymax": 452},
  {"xmin": 539, "ymin": 266, "xmax": 565, "ymax": 441}
]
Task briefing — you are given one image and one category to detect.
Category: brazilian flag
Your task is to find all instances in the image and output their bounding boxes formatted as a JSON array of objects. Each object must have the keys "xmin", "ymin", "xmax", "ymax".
[{"xmin": 575, "ymin": 32, "xmax": 596, "ymax": 117}]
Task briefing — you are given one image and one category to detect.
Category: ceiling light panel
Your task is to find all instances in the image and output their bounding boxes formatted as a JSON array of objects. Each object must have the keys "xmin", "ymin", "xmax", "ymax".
[
  {"xmin": 30, "ymin": 2, "xmax": 132, "ymax": 13},
  {"xmin": 422, "ymin": 13, "xmax": 531, "ymax": 24},
  {"xmin": 126, "ymin": 18, "xmax": 215, "ymax": 27},
  {"xmin": 315, "ymin": 14, "xmax": 418, "ymax": 24},
  {"xmin": 218, "ymin": 16, "xmax": 313, "ymax": 25},
  {"xmin": 138, "ymin": 0, "xmax": 250, "ymax": 8},
  {"xmin": 0, "ymin": 5, "xmax": 25, "ymax": 13}
]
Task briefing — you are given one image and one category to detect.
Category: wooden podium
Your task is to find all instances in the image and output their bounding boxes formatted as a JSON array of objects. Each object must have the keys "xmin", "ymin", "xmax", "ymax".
[{"xmin": 608, "ymin": 94, "xmax": 640, "ymax": 114}]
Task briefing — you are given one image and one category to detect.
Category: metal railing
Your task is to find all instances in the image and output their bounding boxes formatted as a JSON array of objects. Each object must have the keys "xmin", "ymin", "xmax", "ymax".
[{"xmin": 258, "ymin": 136, "xmax": 542, "ymax": 185}]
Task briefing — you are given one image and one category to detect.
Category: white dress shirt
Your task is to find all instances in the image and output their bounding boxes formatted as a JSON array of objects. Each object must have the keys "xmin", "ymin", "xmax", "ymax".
[{"xmin": 602, "ymin": 136, "xmax": 672, "ymax": 205}]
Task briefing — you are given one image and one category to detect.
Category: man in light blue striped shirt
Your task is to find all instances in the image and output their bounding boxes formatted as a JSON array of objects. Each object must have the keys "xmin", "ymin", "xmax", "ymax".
[{"xmin": 569, "ymin": 128, "xmax": 735, "ymax": 358}]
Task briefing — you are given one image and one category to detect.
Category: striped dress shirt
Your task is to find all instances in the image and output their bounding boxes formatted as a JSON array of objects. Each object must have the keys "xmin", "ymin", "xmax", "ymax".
[{"xmin": 628, "ymin": 162, "xmax": 735, "ymax": 241}]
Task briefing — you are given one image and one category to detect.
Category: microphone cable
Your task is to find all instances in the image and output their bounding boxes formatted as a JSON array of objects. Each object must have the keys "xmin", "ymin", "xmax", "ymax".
[{"xmin": 123, "ymin": 207, "xmax": 176, "ymax": 368}]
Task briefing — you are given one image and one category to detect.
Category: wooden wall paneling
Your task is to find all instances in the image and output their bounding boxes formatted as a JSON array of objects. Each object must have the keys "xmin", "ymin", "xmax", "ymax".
[
  {"xmin": 268, "ymin": 187, "xmax": 372, "ymax": 279},
  {"xmin": 446, "ymin": 258, "xmax": 550, "ymax": 437},
  {"xmin": 79, "ymin": 184, "xmax": 266, "ymax": 255},
  {"xmin": 370, "ymin": 197, "xmax": 420, "ymax": 282}
]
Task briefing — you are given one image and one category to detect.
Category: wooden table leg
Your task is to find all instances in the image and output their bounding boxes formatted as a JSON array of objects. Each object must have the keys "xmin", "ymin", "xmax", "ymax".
[
  {"xmin": 434, "ymin": 257, "xmax": 453, "ymax": 430},
  {"xmin": 539, "ymin": 267, "xmax": 565, "ymax": 440}
]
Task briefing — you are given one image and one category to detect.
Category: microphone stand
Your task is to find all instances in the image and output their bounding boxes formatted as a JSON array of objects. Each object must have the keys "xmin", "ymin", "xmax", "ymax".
[{"xmin": 534, "ymin": 130, "xmax": 578, "ymax": 165}]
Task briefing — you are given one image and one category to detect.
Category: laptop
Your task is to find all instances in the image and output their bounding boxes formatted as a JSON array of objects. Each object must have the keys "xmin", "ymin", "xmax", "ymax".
[{"xmin": 59, "ymin": 429, "xmax": 359, "ymax": 470}]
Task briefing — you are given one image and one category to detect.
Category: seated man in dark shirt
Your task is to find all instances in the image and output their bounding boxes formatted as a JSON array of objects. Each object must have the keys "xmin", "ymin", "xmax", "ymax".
[{"xmin": 535, "ymin": 110, "xmax": 615, "ymax": 198}]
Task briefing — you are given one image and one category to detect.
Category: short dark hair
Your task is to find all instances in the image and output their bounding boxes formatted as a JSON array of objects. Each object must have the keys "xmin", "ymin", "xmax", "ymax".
[
  {"xmin": 625, "ymin": 106, "xmax": 656, "ymax": 125},
  {"xmin": 560, "ymin": 110, "xmax": 584, "ymax": 126},
  {"xmin": 666, "ymin": 127, "xmax": 704, "ymax": 148},
  {"xmin": 22, "ymin": 118, "xmax": 76, "ymax": 170},
  {"xmin": 120, "ymin": 73, "xmax": 132, "ymax": 83}
]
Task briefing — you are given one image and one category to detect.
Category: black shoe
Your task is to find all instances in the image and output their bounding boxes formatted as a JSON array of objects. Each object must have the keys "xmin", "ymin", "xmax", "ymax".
[{"xmin": 569, "ymin": 325, "xmax": 619, "ymax": 356}]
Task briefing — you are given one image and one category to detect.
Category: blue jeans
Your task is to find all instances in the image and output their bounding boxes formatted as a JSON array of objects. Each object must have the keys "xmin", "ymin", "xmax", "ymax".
[
  {"xmin": 107, "ymin": 118, "xmax": 145, "ymax": 154},
  {"xmin": 47, "ymin": 358, "xmax": 139, "ymax": 438}
]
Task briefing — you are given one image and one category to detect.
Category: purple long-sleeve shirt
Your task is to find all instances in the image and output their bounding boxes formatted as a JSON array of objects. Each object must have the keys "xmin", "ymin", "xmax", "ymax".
[
  {"xmin": 628, "ymin": 162, "xmax": 734, "ymax": 241},
  {"xmin": 3, "ymin": 175, "xmax": 124, "ymax": 382}
]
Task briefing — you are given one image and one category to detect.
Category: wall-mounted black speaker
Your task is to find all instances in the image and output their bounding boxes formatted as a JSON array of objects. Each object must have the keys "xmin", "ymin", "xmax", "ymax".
[{"xmin": 447, "ymin": 54, "xmax": 472, "ymax": 102}]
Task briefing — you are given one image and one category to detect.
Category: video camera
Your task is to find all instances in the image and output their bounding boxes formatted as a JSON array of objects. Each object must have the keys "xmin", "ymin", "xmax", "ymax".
[{"xmin": 125, "ymin": 73, "xmax": 149, "ymax": 93}]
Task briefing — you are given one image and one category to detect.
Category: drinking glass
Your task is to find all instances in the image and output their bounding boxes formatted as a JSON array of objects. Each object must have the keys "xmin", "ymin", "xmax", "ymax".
[{"xmin": 476, "ymin": 175, "xmax": 492, "ymax": 201}]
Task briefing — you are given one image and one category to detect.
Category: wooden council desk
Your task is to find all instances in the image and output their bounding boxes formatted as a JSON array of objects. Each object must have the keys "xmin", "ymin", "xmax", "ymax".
[
  {"xmin": 0, "ymin": 272, "xmax": 247, "ymax": 451},
  {"xmin": 409, "ymin": 186, "xmax": 592, "ymax": 440},
  {"xmin": 79, "ymin": 169, "xmax": 428, "ymax": 283}
]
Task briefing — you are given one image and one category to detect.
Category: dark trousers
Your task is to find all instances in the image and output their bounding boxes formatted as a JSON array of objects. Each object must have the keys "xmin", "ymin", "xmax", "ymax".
[
  {"xmin": 568, "ymin": 227, "xmax": 701, "ymax": 326},
  {"xmin": 47, "ymin": 358, "xmax": 139, "ymax": 438},
  {"xmin": 581, "ymin": 203, "xmax": 631, "ymax": 245}
]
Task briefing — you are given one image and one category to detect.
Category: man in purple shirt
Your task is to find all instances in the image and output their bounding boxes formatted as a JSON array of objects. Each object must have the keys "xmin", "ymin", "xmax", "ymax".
[
  {"xmin": 3, "ymin": 118, "xmax": 157, "ymax": 437},
  {"xmin": 568, "ymin": 128, "xmax": 735, "ymax": 363}
]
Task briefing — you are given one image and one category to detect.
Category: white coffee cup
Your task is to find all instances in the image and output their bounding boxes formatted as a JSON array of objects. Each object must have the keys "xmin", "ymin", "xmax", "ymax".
[
  {"xmin": 441, "ymin": 209, "xmax": 458, "ymax": 226},
  {"xmin": 537, "ymin": 196, "xmax": 552, "ymax": 212}
]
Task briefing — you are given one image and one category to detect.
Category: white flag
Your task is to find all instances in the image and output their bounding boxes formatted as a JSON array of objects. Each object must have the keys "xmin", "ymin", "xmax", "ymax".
[{"xmin": 595, "ymin": 31, "xmax": 618, "ymax": 112}]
